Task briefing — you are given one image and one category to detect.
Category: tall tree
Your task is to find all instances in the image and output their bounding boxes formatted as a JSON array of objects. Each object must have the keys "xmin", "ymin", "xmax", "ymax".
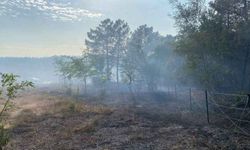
[
  {"xmin": 85, "ymin": 19, "xmax": 115, "ymax": 82},
  {"xmin": 124, "ymin": 25, "xmax": 162, "ymax": 91},
  {"xmin": 113, "ymin": 19, "xmax": 130, "ymax": 85}
]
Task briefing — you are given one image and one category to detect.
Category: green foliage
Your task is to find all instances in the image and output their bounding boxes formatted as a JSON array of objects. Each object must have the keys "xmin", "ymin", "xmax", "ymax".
[
  {"xmin": 56, "ymin": 19, "xmax": 178, "ymax": 92},
  {"xmin": 55, "ymin": 56, "xmax": 75, "ymax": 80},
  {"xmin": 123, "ymin": 25, "xmax": 178, "ymax": 90},
  {"xmin": 1, "ymin": 73, "xmax": 34, "ymax": 100},
  {"xmin": 55, "ymin": 54, "xmax": 96, "ymax": 93},
  {"xmin": 85, "ymin": 19, "xmax": 117, "ymax": 81},
  {"xmin": 0, "ymin": 124, "xmax": 8, "ymax": 149},
  {"xmin": 57, "ymin": 18, "xmax": 131, "ymax": 90},
  {"xmin": 123, "ymin": 25, "xmax": 159, "ymax": 89},
  {"xmin": 85, "ymin": 19, "xmax": 131, "ymax": 82},
  {"xmin": 171, "ymin": 0, "xmax": 250, "ymax": 91},
  {"xmin": 0, "ymin": 73, "xmax": 33, "ymax": 149}
]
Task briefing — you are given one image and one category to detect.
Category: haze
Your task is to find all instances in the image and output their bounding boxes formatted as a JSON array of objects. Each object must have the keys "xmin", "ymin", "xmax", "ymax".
[{"xmin": 0, "ymin": 0, "xmax": 250, "ymax": 149}]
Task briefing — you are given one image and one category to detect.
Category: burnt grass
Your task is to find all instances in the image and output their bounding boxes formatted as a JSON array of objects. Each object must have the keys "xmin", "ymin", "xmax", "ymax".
[{"xmin": 3, "ymin": 90, "xmax": 250, "ymax": 150}]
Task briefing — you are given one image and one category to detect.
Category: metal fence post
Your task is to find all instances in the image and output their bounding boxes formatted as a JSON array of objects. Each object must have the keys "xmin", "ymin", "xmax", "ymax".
[
  {"xmin": 205, "ymin": 90, "xmax": 210, "ymax": 124},
  {"xmin": 247, "ymin": 94, "xmax": 250, "ymax": 108},
  {"xmin": 189, "ymin": 88, "xmax": 192, "ymax": 111},
  {"xmin": 175, "ymin": 85, "xmax": 177, "ymax": 99}
]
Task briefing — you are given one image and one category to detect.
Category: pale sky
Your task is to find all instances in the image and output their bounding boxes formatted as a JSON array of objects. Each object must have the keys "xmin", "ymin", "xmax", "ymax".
[{"xmin": 0, "ymin": 0, "xmax": 178, "ymax": 57}]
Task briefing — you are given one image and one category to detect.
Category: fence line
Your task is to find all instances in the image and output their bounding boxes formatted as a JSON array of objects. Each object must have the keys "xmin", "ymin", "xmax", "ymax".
[
  {"xmin": 209, "ymin": 96, "xmax": 250, "ymax": 136},
  {"xmin": 213, "ymin": 113, "xmax": 250, "ymax": 124},
  {"xmin": 208, "ymin": 102, "xmax": 250, "ymax": 111},
  {"xmin": 170, "ymin": 86, "xmax": 250, "ymax": 136},
  {"xmin": 210, "ymin": 92, "xmax": 247, "ymax": 97}
]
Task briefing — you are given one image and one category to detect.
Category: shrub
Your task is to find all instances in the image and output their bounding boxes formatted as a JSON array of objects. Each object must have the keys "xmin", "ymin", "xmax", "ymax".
[{"xmin": 0, "ymin": 73, "xmax": 33, "ymax": 149}]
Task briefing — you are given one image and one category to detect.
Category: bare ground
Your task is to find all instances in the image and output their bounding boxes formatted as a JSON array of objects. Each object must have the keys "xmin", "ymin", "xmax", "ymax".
[{"xmin": 2, "ymin": 90, "xmax": 250, "ymax": 150}]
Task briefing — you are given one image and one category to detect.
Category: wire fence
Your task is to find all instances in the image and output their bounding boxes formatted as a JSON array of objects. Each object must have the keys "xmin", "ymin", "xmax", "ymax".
[{"xmin": 168, "ymin": 86, "xmax": 250, "ymax": 136}]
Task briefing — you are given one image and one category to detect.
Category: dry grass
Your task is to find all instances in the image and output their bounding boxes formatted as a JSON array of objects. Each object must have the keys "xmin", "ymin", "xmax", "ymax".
[
  {"xmin": 7, "ymin": 91, "xmax": 113, "ymax": 125},
  {"xmin": 3, "ymin": 90, "xmax": 116, "ymax": 149},
  {"xmin": 50, "ymin": 100, "xmax": 113, "ymax": 115},
  {"xmin": 72, "ymin": 116, "xmax": 101, "ymax": 133},
  {"xmin": 2, "ymin": 90, "xmax": 250, "ymax": 150}
]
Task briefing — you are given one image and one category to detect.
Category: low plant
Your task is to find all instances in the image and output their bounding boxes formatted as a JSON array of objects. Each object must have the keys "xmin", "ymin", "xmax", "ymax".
[{"xmin": 0, "ymin": 73, "xmax": 33, "ymax": 149}]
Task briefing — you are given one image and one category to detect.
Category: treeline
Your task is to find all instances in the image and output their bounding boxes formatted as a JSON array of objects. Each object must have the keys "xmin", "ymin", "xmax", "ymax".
[
  {"xmin": 56, "ymin": 0, "xmax": 250, "ymax": 93},
  {"xmin": 171, "ymin": 0, "xmax": 250, "ymax": 92},
  {"xmin": 55, "ymin": 20, "xmax": 180, "ymax": 93}
]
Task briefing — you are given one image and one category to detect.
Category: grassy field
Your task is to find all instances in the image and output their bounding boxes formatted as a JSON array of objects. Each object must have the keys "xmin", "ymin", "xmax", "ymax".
[{"xmin": 2, "ymin": 89, "xmax": 250, "ymax": 150}]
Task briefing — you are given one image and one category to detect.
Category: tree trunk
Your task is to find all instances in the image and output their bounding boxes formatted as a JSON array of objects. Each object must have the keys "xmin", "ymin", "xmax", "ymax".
[
  {"xmin": 106, "ymin": 48, "xmax": 109, "ymax": 81},
  {"xmin": 241, "ymin": 45, "xmax": 249, "ymax": 92},
  {"xmin": 243, "ymin": 0, "xmax": 248, "ymax": 21},
  {"xmin": 84, "ymin": 77, "xmax": 87, "ymax": 94},
  {"xmin": 67, "ymin": 78, "xmax": 72, "ymax": 95},
  {"xmin": 128, "ymin": 77, "xmax": 136, "ymax": 107},
  {"xmin": 116, "ymin": 51, "xmax": 120, "ymax": 86},
  {"xmin": 0, "ymin": 98, "xmax": 10, "ymax": 118}
]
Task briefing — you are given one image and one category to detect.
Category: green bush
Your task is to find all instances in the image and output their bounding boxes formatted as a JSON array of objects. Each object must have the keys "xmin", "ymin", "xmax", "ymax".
[{"xmin": 0, "ymin": 73, "xmax": 33, "ymax": 149}]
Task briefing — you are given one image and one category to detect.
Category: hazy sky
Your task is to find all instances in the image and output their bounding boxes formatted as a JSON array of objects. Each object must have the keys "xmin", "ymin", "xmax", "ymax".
[{"xmin": 0, "ymin": 0, "xmax": 177, "ymax": 57}]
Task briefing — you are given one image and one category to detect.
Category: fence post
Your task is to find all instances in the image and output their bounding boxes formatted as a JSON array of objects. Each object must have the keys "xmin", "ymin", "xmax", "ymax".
[
  {"xmin": 247, "ymin": 94, "xmax": 250, "ymax": 108},
  {"xmin": 175, "ymin": 85, "xmax": 177, "ymax": 99},
  {"xmin": 205, "ymin": 90, "xmax": 210, "ymax": 124},
  {"xmin": 189, "ymin": 88, "xmax": 192, "ymax": 111}
]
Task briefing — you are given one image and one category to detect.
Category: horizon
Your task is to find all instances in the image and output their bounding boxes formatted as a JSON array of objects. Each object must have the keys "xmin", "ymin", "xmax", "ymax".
[{"xmin": 0, "ymin": 55, "xmax": 79, "ymax": 58}]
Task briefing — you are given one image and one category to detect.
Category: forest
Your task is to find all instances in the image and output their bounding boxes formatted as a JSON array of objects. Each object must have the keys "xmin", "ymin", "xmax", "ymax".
[{"xmin": 1, "ymin": 0, "xmax": 250, "ymax": 149}]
